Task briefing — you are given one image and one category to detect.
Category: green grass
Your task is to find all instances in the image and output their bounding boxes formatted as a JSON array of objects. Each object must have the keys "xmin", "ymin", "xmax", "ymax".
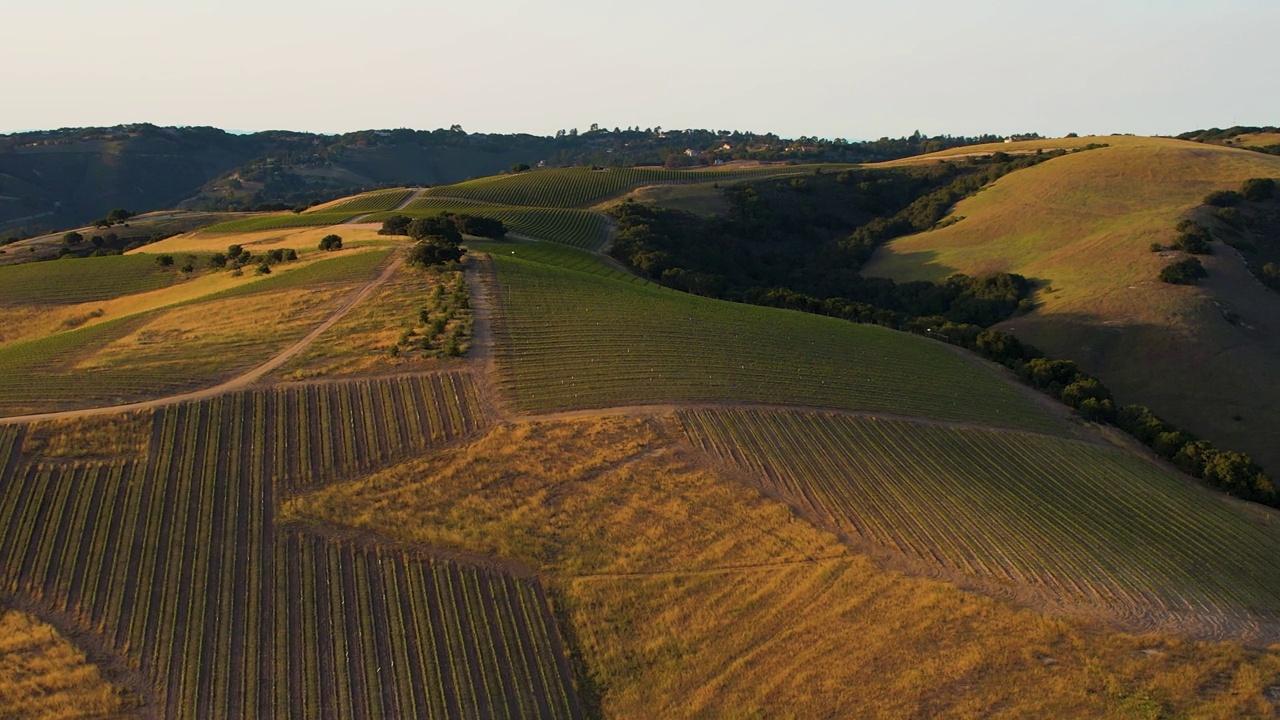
[
  {"xmin": 0, "ymin": 254, "xmax": 183, "ymax": 305},
  {"xmin": 370, "ymin": 201, "xmax": 609, "ymax": 250},
  {"xmin": 202, "ymin": 212, "xmax": 362, "ymax": 233},
  {"xmin": 426, "ymin": 164, "xmax": 851, "ymax": 209},
  {"xmin": 488, "ymin": 252, "xmax": 1068, "ymax": 433},
  {"xmin": 472, "ymin": 240, "xmax": 651, "ymax": 285},
  {"xmin": 308, "ymin": 189, "xmax": 413, "ymax": 214},
  {"xmin": 680, "ymin": 408, "xmax": 1280, "ymax": 625}
]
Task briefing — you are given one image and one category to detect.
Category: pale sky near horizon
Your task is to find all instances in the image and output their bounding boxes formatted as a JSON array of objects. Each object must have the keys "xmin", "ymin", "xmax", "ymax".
[{"xmin": 1, "ymin": 0, "xmax": 1275, "ymax": 140}]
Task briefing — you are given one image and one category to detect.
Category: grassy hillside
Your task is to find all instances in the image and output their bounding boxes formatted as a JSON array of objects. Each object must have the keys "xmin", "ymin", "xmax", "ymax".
[
  {"xmin": 0, "ymin": 604, "xmax": 132, "ymax": 718},
  {"xmin": 485, "ymin": 244, "xmax": 1068, "ymax": 433},
  {"xmin": 863, "ymin": 136, "xmax": 1280, "ymax": 472},
  {"xmin": 284, "ymin": 416, "xmax": 1280, "ymax": 718}
]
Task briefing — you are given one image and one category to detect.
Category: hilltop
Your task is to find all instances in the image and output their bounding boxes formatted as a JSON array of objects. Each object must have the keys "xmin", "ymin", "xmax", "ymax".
[{"xmin": 862, "ymin": 135, "xmax": 1280, "ymax": 473}]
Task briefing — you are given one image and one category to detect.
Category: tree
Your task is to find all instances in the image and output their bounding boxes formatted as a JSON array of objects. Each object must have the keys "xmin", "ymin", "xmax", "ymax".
[
  {"xmin": 408, "ymin": 216, "xmax": 461, "ymax": 243},
  {"xmin": 208, "ymin": 253, "xmax": 228, "ymax": 268},
  {"xmin": 1159, "ymin": 257, "xmax": 1207, "ymax": 285},
  {"xmin": 510, "ymin": 163, "xmax": 531, "ymax": 173},
  {"xmin": 63, "ymin": 231, "xmax": 83, "ymax": 246},
  {"xmin": 407, "ymin": 235, "xmax": 465, "ymax": 266},
  {"xmin": 1241, "ymin": 177, "xmax": 1276, "ymax": 202},
  {"xmin": 227, "ymin": 244, "xmax": 243, "ymax": 258},
  {"xmin": 255, "ymin": 262, "xmax": 272, "ymax": 275},
  {"xmin": 1204, "ymin": 190, "xmax": 1243, "ymax": 207},
  {"xmin": 155, "ymin": 254, "xmax": 175, "ymax": 266},
  {"xmin": 379, "ymin": 214, "xmax": 412, "ymax": 236},
  {"xmin": 319, "ymin": 234, "xmax": 343, "ymax": 251},
  {"xmin": 453, "ymin": 214, "xmax": 506, "ymax": 239}
]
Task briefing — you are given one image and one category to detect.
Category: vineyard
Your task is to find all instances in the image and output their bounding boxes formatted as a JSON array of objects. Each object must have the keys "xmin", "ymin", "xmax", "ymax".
[
  {"xmin": 203, "ymin": 212, "xmax": 362, "ymax": 233},
  {"xmin": 0, "ymin": 254, "xmax": 182, "ymax": 305},
  {"xmin": 472, "ymin": 240, "xmax": 655, "ymax": 286},
  {"xmin": 0, "ymin": 250, "xmax": 394, "ymax": 416},
  {"xmin": 424, "ymin": 164, "xmax": 847, "ymax": 209},
  {"xmin": 368, "ymin": 201, "xmax": 609, "ymax": 250},
  {"xmin": 0, "ymin": 373, "xmax": 582, "ymax": 718},
  {"xmin": 308, "ymin": 189, "xmax": 414, "ymax": 214},
  {"xmin": 488, "ymin": 253, "xmax": 1067, "ymax": 433},
  {"xmin": 679, "ymin": 408, "xmax": 1280, "ymax": 629}
]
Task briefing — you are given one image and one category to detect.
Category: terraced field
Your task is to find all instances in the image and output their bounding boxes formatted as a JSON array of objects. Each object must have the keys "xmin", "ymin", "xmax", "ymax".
[
  {"xmin": 0, "ymin": 254, "xmax": 183, "ymax": 305},
  {"xmin": 0, "ymin": 373, "xmax": 581, "ymax": 718},
  {"xmin": 679, "ymin": 409, "xmax": 1280, "ymax": 634},
  {"xmin": 203, "ymin": 212, "xmax": 362, "ymax": 233},
  {"xmin": 308, "ymin": 189, "xmax": 414, "ymax": 214},
  {"xmin": 425, "ymin": 165, "xmax": 844, "ymax": 208},
  {"xmin": 487, "ymin": 252, "xmax": 1067, "ymax": 433},
  {"xmin": 370, "ymin": 200, "xmax": 609, "ymax": 250}
]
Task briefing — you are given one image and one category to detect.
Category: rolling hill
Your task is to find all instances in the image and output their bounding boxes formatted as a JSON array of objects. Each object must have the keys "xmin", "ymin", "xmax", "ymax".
[
  {"xmin": 0, "ymin": 169, "xmax": 1278, "ymax": 718},
  {"xmin": 862, "ymin": 135, "xmax": 1280, "ymax": 474}
]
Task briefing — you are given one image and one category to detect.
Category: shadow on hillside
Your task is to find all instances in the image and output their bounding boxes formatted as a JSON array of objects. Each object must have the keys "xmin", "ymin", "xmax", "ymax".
[{"xmin": 860, "ymin": 248, "xmax": 957, "ymax": 281}]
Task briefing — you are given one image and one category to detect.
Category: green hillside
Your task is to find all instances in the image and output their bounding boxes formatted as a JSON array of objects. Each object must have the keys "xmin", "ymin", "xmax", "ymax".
[{"xmin": 485, "ymin": 243, "xmax": 1068, "ymax": 433}]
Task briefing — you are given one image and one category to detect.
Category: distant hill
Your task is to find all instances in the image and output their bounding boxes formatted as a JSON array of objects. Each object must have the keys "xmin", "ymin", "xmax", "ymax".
[{"xmin": 0, "ymin": 124, "xmax": 996, "ymax": 238}]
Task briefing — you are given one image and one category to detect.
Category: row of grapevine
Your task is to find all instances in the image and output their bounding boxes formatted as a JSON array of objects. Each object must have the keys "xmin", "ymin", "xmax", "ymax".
[
  {"xmin": 309, "ymin": 189, "xmax": 414, "ymax": 215},
  {"xmin": 0, "ymin": 372, "xmax": 579, "ymax": 717},
  {"xmin": 369, "ymin": 202, "xmax": 609, "ymax": 250},
  {"xmin": 272, "ymin": 532, "xmax": 582, "ymax": 719},
  {"xmin": 203, "ymin": 212, "xmax": 361, "ymax": 233},
  {"xmin": 0, "ymin": 254, "xmax": 179, "ymax": 306},
  {"xmin": 424, "ymin": 164, "xmax": 852, "ymax": 209},
  {"xmin": 678, "ymin": 408, "xmax": 1280, "ymax": 626},
  {"xmin": 487, "ymin": 253, "xmax": 1067, "ymax": 433}
]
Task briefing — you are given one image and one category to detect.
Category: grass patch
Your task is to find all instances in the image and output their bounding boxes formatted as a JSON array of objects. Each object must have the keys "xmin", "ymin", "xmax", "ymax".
[{"xmin": 202, "ymin": 212, "xmax": 361, "ymax": 233}]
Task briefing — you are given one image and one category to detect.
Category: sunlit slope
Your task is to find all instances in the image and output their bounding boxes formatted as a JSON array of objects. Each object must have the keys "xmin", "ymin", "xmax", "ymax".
[
  {"xmin": 864, "ymin": 136, "xmax": 1280, "ymax": 471},
  {"xmin": 485, "ymin": 245, "xmax": 1069, "ymax": 433}
]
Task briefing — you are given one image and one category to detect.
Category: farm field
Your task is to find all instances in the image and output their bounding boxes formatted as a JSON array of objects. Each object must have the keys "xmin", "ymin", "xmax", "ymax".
[
  {"xmin": 486, "ymin": 250, "xmax": 1069, "ymax": 433},
  {"xmin": 679, "ymin": 409, "xmax": 1280, "ymax": 638},
  {"xmin": 136, "ymin": 224, "xmax": 394, "ymax": 256},
  {"xmin": 862, "ymin": 135, "xmax": 1280, "ymax": 473},
  {"xmin": 0, "ymin": 248, "xmax": 394, "ymax": 415},
  {"xmin": 306, "ymin": 188, "xmax": 414, "ymax": 214},
  {"xmin": 202, "ymin": 212, "xmax": 363, "ymax": 233},
  {"xmin": 424, "ymin": 164, "xmax": 851, "ymax": 209},
  {"xmin": 283, "ymin": 415, "xmax": 1280, "ymax": 719},
  {"xmin": 0, "ymin": 373, "xmax": 583, "ymax": 718},
  {"xmin": 370, "ymin": 201, "xmax": 609, "ymax": 250},
  {"xmin": 0, "ymin": 253, "xmax": 183, "ymax": 305}
]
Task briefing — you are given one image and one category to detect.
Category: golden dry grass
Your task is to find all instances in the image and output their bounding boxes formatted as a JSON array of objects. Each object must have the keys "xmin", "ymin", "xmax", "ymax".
[
  {"xmin": 132, "ymin": 224, "xmax": 394, "ymax": 256},
  {"xmin": 282, "ymin": 416, "xmax": 1280, "ymax": 719},
  {"xmin": 71, "ymin": 286, "xmax": 344, "ymax": 379},
  {"xmin": 279, "ymin": 265, "xmax": 471, "ymax": 380},
  {"xmin": 600, "ymin": 182, "xmax": 730, "ymax": 217},
  {"xmin": 0, "ymin": 247, "xmax": 388, "ymax": 351},
  {"xmin": 23, "ymin": 412, "xmax": 152, "ymax": 460},
  {"xmin": 0, "ymin": 607, "xmax": 129, "ymax": 719},
  {"xmin": 863, "ymin": 135, "xmax": 1280, "ymax": 472}
]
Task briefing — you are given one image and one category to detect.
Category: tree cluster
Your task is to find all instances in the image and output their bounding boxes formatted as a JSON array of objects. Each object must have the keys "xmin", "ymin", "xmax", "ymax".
[{"xmin": 379, "ymin": 212, "xmax": 505, "ymax": 240}]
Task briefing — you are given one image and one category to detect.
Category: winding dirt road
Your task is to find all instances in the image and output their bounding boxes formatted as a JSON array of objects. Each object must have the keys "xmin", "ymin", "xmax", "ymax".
[{"xmin": 0, "ymin": 255, "xmax": 405, "ymax": 425}]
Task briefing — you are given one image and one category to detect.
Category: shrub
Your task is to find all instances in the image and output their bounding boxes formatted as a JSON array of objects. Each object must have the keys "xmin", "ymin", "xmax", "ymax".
[
  {"xmin": 1241, "ymin": 177, "xmax": 1276, "ymax": 202},
  {"xmin": 1159, "ymin": 257, "xmax": 1207, "ymax": 285},
  {"xmin": 319, "ymin": 234, "xmax": 343, "ymax": 251},
  {"xmin": 1204, "ymin": 190, "xmax": 1243, "ymax": 207},
  {"xmin": 155, "ymin": 254, "xmax": 175, "ymax": 267}
]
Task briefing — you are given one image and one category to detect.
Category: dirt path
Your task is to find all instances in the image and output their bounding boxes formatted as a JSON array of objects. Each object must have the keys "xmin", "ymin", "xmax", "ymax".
[{"xmin": 0, "ymin": 255, "xmax": 405, "ymax": 425}]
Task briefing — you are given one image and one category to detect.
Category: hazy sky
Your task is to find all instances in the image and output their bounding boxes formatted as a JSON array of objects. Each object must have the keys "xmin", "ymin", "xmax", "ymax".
[{"xmin": 2, "ymin": 0, "xmax": 1275, "ymax": 139}]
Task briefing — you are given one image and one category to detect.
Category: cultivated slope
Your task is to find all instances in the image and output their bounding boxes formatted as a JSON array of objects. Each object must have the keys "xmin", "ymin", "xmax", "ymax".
[{"xmin": 864, "ymin": 135, "xmax": 1280, "ymax": 471}]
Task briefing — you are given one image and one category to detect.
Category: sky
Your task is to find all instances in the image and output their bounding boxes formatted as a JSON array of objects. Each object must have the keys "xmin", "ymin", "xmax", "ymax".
[{"xmin": 2, "ymin": 0, "xmax": 1276, "ymax": 140}]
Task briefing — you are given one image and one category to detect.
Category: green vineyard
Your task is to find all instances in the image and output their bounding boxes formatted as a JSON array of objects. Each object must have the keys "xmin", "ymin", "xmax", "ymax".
[
  {"xmin": 488, "ymin": 253, "xmax": 1067, "ymax": 432},
  {"xmin": 203, "ymin": 212, "xmax": 362, "ymax": 233},
  {"xmin": 0, "ymin": 254, "xmax": 184, "ymax": 305},
  {"xmin": 679, "ymin": 409, "xmax": 1280, "ymax": 626},
  {"xmin": 424, "ymin": 165, "xmax": 845, "ymax": 209},
  {"xmin": 368, "ymin": 201, "xmax": 609, "ymax": 250},
  {"xmin": 310, "ymin": 189, "xmax": 414, "ymax": 214},
  {"xmin": 0, "ymin": 373, "xmax": 582, "ymax": 718}
]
